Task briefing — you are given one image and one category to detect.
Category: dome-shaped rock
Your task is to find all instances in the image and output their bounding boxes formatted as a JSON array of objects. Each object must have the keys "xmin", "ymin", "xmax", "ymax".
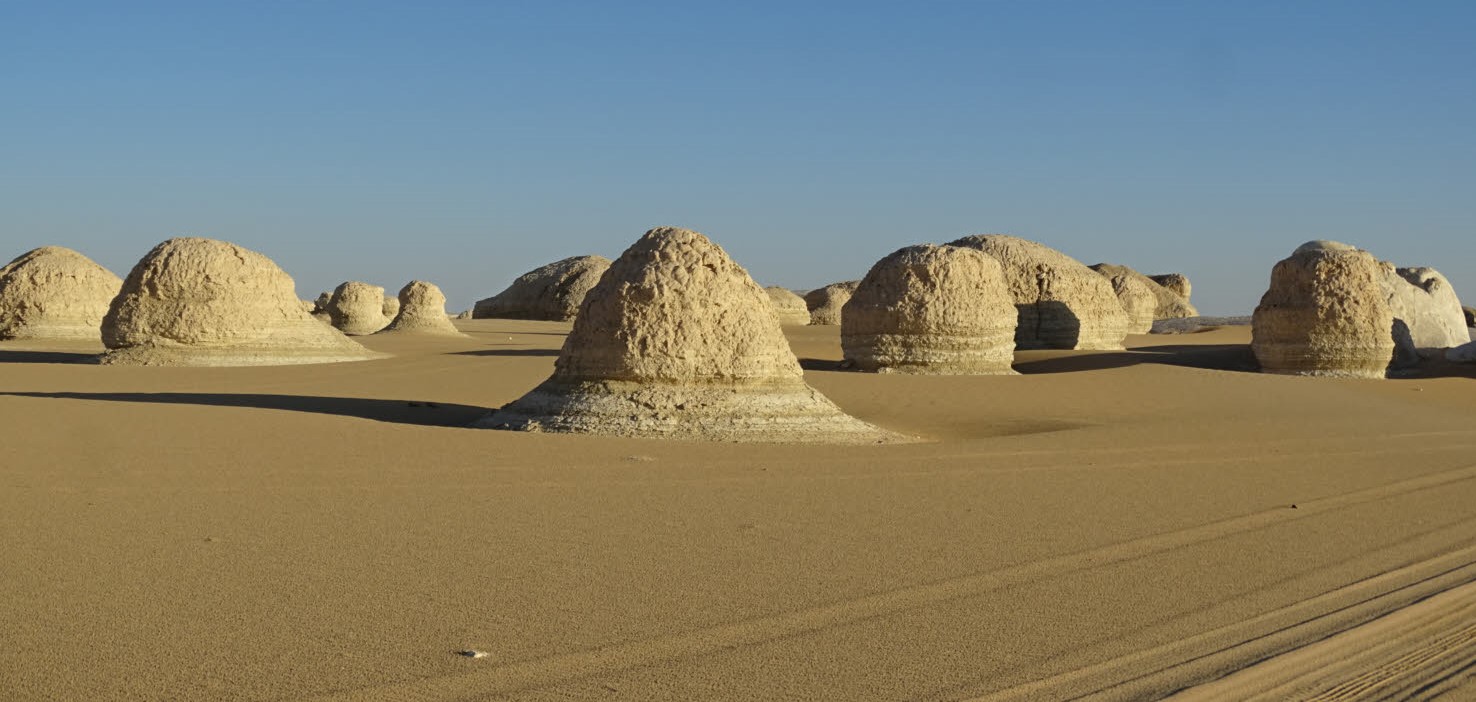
[
  {"xmin": 804, "ymin": 281, "xmax": 859, "ymax": 326},
  {"xmin": 842, "ymin": 244, "xmax": 1017, "ymax": 374},
  {"xmin": 1092, "ymin": 263, "xmax": 1197, "ymax": 320},
  {"xmin": 1382, "ymin": 265, "xmax": 1467, "ymax": 356},
  {"xmin": 765, "ymin": 287, "xmax": 811, "ymax": 325},
  {"xmin": 381, "ymin": 281, "xmax": 466, "ymax": 336},
  {"xmin": 0, "ymin": 246, "xmax": 122, "ymax": 342},
  {"xmin": 948, "ymin": 235, "xmax": 1130, "ymax": 350},
  {"xmin": 327, "ymin": 281, "xmax": 389, "ymax": 335},
  {"xmin": 1089, "ymin": 265, "xmax": 1157, "ymax": 334},
  {"xmin": 1252, "ymin": 241, "xmax": 1393, "ymax": 378},
  {"xmin": 477, "ymin": 227, "xmax": 900, "ymax": 443},
  {"xmin": 382, "ymin": 295, "xmax": 400, "ymax": 320},
  {"xmin": 100, "ymin": 238, "xmax": 381, "ymax": 366},
  {"xmin": 473, "ymin": 255, "xmax": 611, "ymax": 321}
]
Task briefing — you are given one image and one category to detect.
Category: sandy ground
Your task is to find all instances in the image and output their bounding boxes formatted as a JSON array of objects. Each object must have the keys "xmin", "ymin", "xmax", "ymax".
[{"xmin": 3, "ymin": 321, "xmax": 1476, "ymax": 701}]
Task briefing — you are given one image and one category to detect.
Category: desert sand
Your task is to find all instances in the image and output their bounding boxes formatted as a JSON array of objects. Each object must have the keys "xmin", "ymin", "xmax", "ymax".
[{"xmin": 4, "ymin": 319, "xmax": 1476, "ymax": 700}]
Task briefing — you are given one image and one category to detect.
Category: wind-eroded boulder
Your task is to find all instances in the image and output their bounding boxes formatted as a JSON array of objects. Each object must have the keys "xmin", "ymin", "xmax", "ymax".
[
  {"xmin": 1252, "ymin": 241, "xmax": 1393, "ymax": 378},
  {"xmin": 1089, "ymin": 265, "xmax": 1157, "ymax": 334},
  {"xmin": 327, "ymin": 281, "xmax": 389, "ymax": 335},
  {"xmin": 1092, "ymin": 264, "xmax": 1197, "ymax": 320},
  {"xmin": 381, "ymin": 281, "xmax": 466, "ymax": 336},
  {"xmin": 1382, "ymin": 264, "xmax": 1467, "ymax": 361},
  {"xmin": 0, "ymin": 246, "xmax": 122, "ymax": 342},
  {"xmin": 1150, "ymin": 273, "xmax": 1191, "ymax": 300},
  {"xmin": 842, "ymin": 244, "xmax": 1017, "ymax": 374},
  {"xmin": 804, "ymin": 281, "xmax": 859, "ymax": 326},
  {"xmin": 473, "ymin": 255, "xmax": 611, "ymax": 321},
  {"xmin": 765, "ymin": 287, "xmax": 811, "ymax": 325},
  {"xmin": 477, "ymin": 227, "xmax": 900, "ymax": 443}
]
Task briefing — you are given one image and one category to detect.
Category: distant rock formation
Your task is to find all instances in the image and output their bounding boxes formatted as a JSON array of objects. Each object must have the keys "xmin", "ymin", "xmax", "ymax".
[
  {"xmin": 1252, "ymin": 241, "xmax": 1393, "ymax": 378},
  {"xmin": 0, "ymin": 246, "xmax": 122, "ymax": 342},
  {"xmin": 804, "ymin": 281, "xmax": 859, "ymax": 326},
  {"xmin": 842, "ymin": 244, "xmax": 1017, "ymax": 374},
  {"xmin": 381, "ymin": 295, "xmax": 400, "ymax": 320},
  {"xmin": 949, "ymin": 235, "xmax": 1129, "ymax": 350},
  {"xmin": 764, "ymin": 287, "xmax": 811, "ymax": 325},
  {"xmin": 1092, "ymin": 264, "xmax": 1197, "ymax": 320},
  {"xmin": 1089, "ymin": 265, "xmax": 1157, "ymax": 334},
  {"xmin": 327, "ymin": 281, "xmax": 389, "ymax": 335},
  {"xmin": 1149, "ymin": 273, "xmax": 1191, "ymax": 300},
  {"xmin": 473, "ymin": 255, "xmax": 611, "ymax": 321},
  {"xmin": 381, "ymin": 281, "xmax": 466, "ymax": 336}
]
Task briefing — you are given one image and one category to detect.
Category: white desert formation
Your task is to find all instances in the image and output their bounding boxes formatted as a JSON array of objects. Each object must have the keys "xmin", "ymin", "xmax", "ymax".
[
  {"xmin": 381, "ymin": 295, "xmax": 400, "ymax": 320},
  {"xmin": 1092, "ymin": 263, "xmax": 1197, "ymax": 320},
  {"xmin": 100, "ymin": 238, "xmax": 381, "ymax": 366},
  {"xmin": 804, "ymin": 281, "xmax": 859, "ymax": 326},
  {"xmin": 1251, "ymin": 241, "xmax": 1394, "ymax": 378},
  {"xmin": 0, "ymin": 246, "xmax": 122, "ymax": 341},
  {"xmin": 1089, "ymin": 264, "xmax": 1157, "ymax": 334},
  {"xmin": 949, "ymin": 235, "xmax": 1129, "ymax": 350},
  {"xmin": 841, "ymin": 244, "xmax": 1017, "ymax": 374},
  {"xmin": 1149, "ymin": 273, "xmax": 1192, "ymax": 300},
  {"xmin": 765, "ymin": 286, "xmax": 811, "ymax": 325},
  {"xmin": 327, "ymin": 281, "xmax": 390, "ymax": 335},
  {"xmin": 1380, "ymin": 264, "xmax": 1467, "ymax": 362},
  {"xmin": 477, "ymin": 227, "xmax": 900, "ymax": 443},
  {"xmin": 473, "ymin": 255, "xmax": 611, "ymax": 321},
  {"xmin": 381, "ymin": 281, "xmax": 466, "ymax": 336}
]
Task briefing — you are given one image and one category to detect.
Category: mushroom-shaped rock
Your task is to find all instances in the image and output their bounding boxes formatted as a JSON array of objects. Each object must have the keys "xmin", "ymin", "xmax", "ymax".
[
  {"xmin": 382, "ymin": 295, "xmax": 400, "ymax": 320},
  {"xmin": 0, "ymin": 246, "xmax": 122, "ymax": 342},
  {"xmin": 842, "ymin": 244, "xmax": 1018, "ymax": 374},
  {"xmin": 381, "ymin": 281, "xmax": 467, "ymax": 336},
  {"xmin": 1092, "ymin": 263, "xmax": 1197, "ymax": 320},
  {"xmin": 1251, "ymin": 241, "xmax": 1393, "ymax": 378},
  {"xmin": 1089, "ymin": 265, "xmax": 1157, "ymax": 334},
  {"xmin": 327, "ymin": 281, "xmax": 389, "ymax": 335},
  {"xmin": 765, "ymin": 287, "xmax": 811, "ymax": 325},
  {"xmin": 1381, "ymin": 265, "xmax": 1467, "ymax": 358},
  {"xmin": 948, "ymin": 235, "xmax": 1129, "ymax": 350},
  {"xmin": 100, "ymin": 238, "xmax": 381, "ymax": 366},
  {"xmin": 804, "ymin": 281, "xmax": 859, "ymax": 326},
  {"xmin": 473, "ymin": 255, "xmax": 611, "ymax": 321},
  {"xmin": 476, "ymin": 227, "xmax": 901, "ymax": 443},
  {"xmin": 1149, "ymin": 273, "xmax": 1192, "ymax": 300}
]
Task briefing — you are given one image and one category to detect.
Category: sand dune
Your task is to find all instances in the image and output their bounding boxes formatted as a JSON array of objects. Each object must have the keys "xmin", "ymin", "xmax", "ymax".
[{"xmin": 3, "ymin": 322, "xmax": 1476, "ymax": 700}]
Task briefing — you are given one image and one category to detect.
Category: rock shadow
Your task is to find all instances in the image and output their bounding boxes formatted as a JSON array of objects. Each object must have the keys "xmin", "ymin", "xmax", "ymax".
[
  {"xmin": 0, "ymin": 349, "xmax": 99, "ymax": 364},
  {"xmin": 1014, "ymin": 344, "xmax": 1258, "ymax": 374},
  {"xmin": 451, "ymin": 348, "xmax": 561, "ymax": 357},
  {"xmin": 0, "ymin": 391, "xmax": 488, "ymax": 427}
]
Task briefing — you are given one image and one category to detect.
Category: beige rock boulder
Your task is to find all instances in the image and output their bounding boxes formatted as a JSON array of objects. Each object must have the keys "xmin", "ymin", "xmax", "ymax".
[
  {"xmin": 381, "ymin": 295, "xmax": 400, "ymax": 320},
  {"xmin": 1150, "ymin": 273, "xmax": 1191, "ymax": 300},
  {"xmin": 327, "ymin": 281, "xmax": 389, "ymax": 335},
  {"xmin": 948, "ymin": 235, "xmax": 1129, "ymax": 349},
  {"xmin": 804, "ymin": 281, "xmax": 859, "ymax": 326},
  {"xmin": 1251, "ymin": 241, "xmax": 1393, "ymax": 378},
  {"xmin": 1092, "ymin": 263, "xmax": 1197, "ymax": 320},
  {"xmin": 1089, "ymin": 265, "xmax": 1157, "ymax": 334},
  {"xmin": 0, "ymin": 246, "xmax": 122, "ymax": 341},
  {"xmin": 765, "ymin": 286, "xmax": 811, "ymax": 325},
  {"xmin": 1381, "ymin": 264, "xmax": 1467, "ymax": 358},
  {"xmin": 100, "ymin": 238, "xmax": 381, "ymax": 366},
  {"xmin": 477, "ymin": 227, "xmax": 901, "ymax": 443},
  {"xmin": 842, "ymin": 244, "xmax": 1017, "ymax": 374},
  {"xmin": 473, "ymin": 255, "xmax": 611, "ymax": 321},
  {"xmin": 381, "ymin": 281, "xmax": 466, "ymax": 336},
  {"xmin": 455, "ymin": 309, "xmax": 472, "ymax": 320}
]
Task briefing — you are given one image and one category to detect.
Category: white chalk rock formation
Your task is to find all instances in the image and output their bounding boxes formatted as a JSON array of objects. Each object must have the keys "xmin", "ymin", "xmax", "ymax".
[
  {"xmin": 0, "ymin": 246, "xmax": 122, "ymax": 341},
  {"xmin": 100, "ymin": 238, "xmax": 380, "ymax": 366},
  {"xmin": 948, "ymin": 235, "xmax": 1129, "ymax": 349},
  {"xmin": 473, "ymin": 255, "xmax": 611, "ymax": 321},
  {"xmin": 1089, "ymin": 265, "xmax": 1157, "ymax": 334},
  {"xmin": 804, "ymin": 281, "xmax": 859, "ymax": 326},
  {"xmin": 477, "ymin": 227, "xmax": 900, "ymax": 443},
  {"xmin": 841, "ymin": 244, "xmax": 1018, "ymax": 374},
  {"xmin": 765, "ymin": 287, "xmax": 811, "ymax": 325},
  {"xmin": 382, "ymin": 295, "xmax": 400, "ymax": 320},
  {"xmin": 1092, "ymin": 263, "xmax": 1197, "ymax": 320},
  {"xmin": 1150, "ymin": 273, "xmax": 1192, "ymax": 300},
  {"xmin": 381, "ymin": 281, "xmax": 467, "ymax": 336},
  {"xmin": 327, "ymin": 281, "xmax": 389, "ymax": 335},
  {"xmin": 1251, "ymin": 241, "xmax": 1393, "ymax": 378},
  {"xmin": 1381, "ymin": 264, "xmax": 1467, "ymax": 361}
]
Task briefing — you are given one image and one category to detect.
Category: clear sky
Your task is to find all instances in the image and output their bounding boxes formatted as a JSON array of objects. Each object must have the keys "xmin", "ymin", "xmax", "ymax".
[{"xmin": 3, "ymin": 1, "xmax": 1474, "ymax": 315}]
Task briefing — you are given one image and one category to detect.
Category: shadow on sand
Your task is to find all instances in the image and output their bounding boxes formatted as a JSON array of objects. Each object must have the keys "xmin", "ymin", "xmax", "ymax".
[
  {"xmin": 451, "ymin": 348, "xmax": 560, "ymax": 358},
  {"xmin": 799, "ymin": 344, "xmax": 1258, "ymax": 375},
  {"xmin": 0, "ymin": 392, "xmax": 490, "ymax": 427},
  {"xmin": 0, "ymin": 349, "xmax": 99, "ymax": 364}
]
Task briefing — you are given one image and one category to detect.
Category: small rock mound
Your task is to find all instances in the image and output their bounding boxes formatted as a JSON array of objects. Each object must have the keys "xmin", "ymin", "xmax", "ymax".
[
  {"xmin": 842, "ymin": 244, "xmax": 1017, "ymax": 374},
  {"xmin": 455, "ymin": 309, "xmax": 472, "ymax": 320},
  {"xmin": 473, "ymin": 255, "xmax": 611, "ymax": 321},
  {"xmin": 328, "ymin": 281, "xmax": 389, "ymax": 335},
  {"xmin": 1252, "ymin": 241, "xmax": 1393, "ymax": 378},
  {"xmin": 1092, "ymin": 263, "xmax": 1197, "ymax": 319},
  {"xmin": 381, "ymin": 281, "xmax": 466, "ymax": 336},
  {"xmin": 1149, "ymin": 273, "xmax": 1191, "ymax": 300},
  {"xmin": 765, "ymin": 287, "xmax": 810, "ymax": 325},
  {"xmin": 948, "ymin": 235, "xmax": 1129, "ymax": 350},
  {"xmin": 477, "ymin": 227, "xmax": 900, "ymax": 443},
  {"xmin": 0, "ymin": 246, "xmax": 122, "ymax": 342},
  {"xmin": 382, "ymin": 296, "xmax": 400, "ymax": 320},
  {"xmin": 1089, "ymin": 265, "xmax": 1157, "ymax": 334},
  {"xmin": 100, "ymin": 238, "xmax": 380, "ymax": 366},
  {"xmin": 804, "ymin": 281, "xmax": 859, "ymax": 326}
]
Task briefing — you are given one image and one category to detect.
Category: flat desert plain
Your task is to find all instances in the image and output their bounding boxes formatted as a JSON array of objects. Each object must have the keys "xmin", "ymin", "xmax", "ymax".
[{"xmin": 3, "ymin": 321, "xmax": 1476, "ymax": 700}]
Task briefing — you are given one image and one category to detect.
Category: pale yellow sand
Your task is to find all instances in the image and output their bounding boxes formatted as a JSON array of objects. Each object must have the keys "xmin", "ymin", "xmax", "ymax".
[{"xmin": 2, "ymin": 322, "xmax": 1475, "ymax": 700}]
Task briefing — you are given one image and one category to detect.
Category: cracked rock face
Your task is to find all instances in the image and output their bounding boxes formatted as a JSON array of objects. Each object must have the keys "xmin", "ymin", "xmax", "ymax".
[
  {"xmin": 842, "ymin": 244, "xmax": 1017, "ymax": 374},
  {"xmin": 1252, "ymin": 241, "xmax": 1393, "ymax": 379},
  {"xmin": 0, "ymin": 246, "xmax": 122, "ymax": 342},
  {"xmin": 765, "ymin": 287, "xmax": 811, "ymax": 326},
  {"xmin": 100, "ymin": 237, "xmax": 380, "ymax": 366},
  {"xmin": 381, "ymin": 280, "xmax": 466, "ymax": 336},
  {"xmin": 948, "ymin": 234, "xmax": 1130, "ymax": 350},
  {"xmin": 803, "ymin": 281, "xmax": 859, "ymax": 326},
  {"xmin": 473, "ymin": 255, "xmax": 612, "ymax": 322},
  {"xmin": 477, "ymin": 227, "xmax": 903, "ymax": 443},
  {"xmin": 327, "ymin": 281, "xmax": 389, "ymax": 336}
]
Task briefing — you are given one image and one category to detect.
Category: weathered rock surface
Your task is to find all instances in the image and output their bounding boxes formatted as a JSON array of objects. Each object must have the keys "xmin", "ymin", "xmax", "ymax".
[
  {"xmin": 0, "ymin": 246, "xmax": 122, "ymax": 341},
  {"xmin": 1149, "ymin": 273, "xmax": 1192, "ymax": 300},
  {"xmin": 1251, "ymin": 241, "xmax": 1393, "ymax": 378},
  {"xmin": 1382, "ymin": 264, "xmax": 1467, "ymax": 361},
  {"xmin": 473, "ymin": 255, "xmax": 611, "ymax": 321},
  {"xmin": 477, "ymin": 227, "xmax": 901, "ymax": 443},
  {"xmin": 100, "ymin": 238, "xmax": 380, "ymax": 366},
  {"xmin": 382, "ymin": 296, "xmax": 400, "ymax": 320},
  {"xmin": 1094, "ymin": 264, "xmax": 1198, "ymax": 320},
  {"xmin": 381, "ymin": 281, "xmax": 466, "ymax": 336},
  {"xmin": 327, "ymin": 281, "xmax": 389, "ymax": 335},
  {"xmin": 765, "ymin": 287, "xmax": 811, "ymax": 325},
  {"xmin": 948, "ymin": 235, "xmax": 1129, "ymax": 350},
  {"xmin": 804, "ymin": 281, "xmax": 859, "ymax": 326},
  {"xmin": 841, "ymin": 244, "xmax": 1017, "ymax": 374},
  {"xmin": 1089, "ymin": 265, "xmax": 1158, "ymax": 334}
]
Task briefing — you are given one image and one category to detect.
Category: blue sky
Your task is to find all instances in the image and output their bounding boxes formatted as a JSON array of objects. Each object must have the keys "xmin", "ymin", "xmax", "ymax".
[{"xmin": 3, "ymin": 1, "xmax": 1473, "ymax": 314}]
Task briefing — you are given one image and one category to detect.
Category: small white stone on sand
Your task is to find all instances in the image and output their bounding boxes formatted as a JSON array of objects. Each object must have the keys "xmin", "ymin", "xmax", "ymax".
[{"xmin": 457, "ymin": 650, "xmax": 489, "ymax": 659}]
